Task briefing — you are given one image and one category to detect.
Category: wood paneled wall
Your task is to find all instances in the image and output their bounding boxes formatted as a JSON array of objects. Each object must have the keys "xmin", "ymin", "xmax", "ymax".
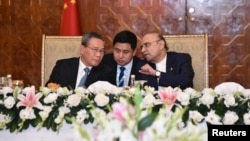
[{"xmin": 0, "ymin": 0, "xmax": 250, "ymax": 89}]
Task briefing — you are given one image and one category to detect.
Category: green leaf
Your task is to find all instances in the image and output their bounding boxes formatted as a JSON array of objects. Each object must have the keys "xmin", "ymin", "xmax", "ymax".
[
  {"xmin": 138, "ymin": 112, "xmax": 158, "ymax": 131},
  {"xmin": 133, "ymin": 86, "xmax": 143, "ymax": 121}
]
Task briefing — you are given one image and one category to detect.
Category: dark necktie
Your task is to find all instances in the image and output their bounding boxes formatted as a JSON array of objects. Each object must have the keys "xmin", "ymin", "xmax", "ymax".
[
  {"xmin": 118, "ymin": 67, "xmax": 125, "ymax": 87},
  {"xmin": 78, "ymin": 67, "xmax": 90, "ymax": 87}
]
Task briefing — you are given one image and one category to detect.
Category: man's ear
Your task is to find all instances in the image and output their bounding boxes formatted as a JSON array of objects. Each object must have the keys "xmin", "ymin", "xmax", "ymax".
[
  {"xmin": 80, "ymin": 45, "xmax": 85, "ymax": 54},
  {"xmin": 159, "ymin": 40, "xmax": 165, "ymax": 50}
]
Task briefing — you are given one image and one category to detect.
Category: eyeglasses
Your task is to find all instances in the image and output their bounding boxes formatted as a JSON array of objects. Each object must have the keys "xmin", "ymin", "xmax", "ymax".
[
  {"xmin": 140, "ymin": 40, "xmax": 161, "ymax": 49},
  {"xmin": 86, "ymin": 46, "xmax": 105, "ymax": 54}
]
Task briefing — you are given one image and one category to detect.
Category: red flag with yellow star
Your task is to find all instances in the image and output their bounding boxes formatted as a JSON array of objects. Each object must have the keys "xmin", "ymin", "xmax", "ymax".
[{"xmin": 60, "ymin": 0, "xmax": 81, "ymax": 35}]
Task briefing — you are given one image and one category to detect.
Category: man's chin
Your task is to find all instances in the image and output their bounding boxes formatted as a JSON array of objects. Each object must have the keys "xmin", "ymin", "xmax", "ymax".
[{"xmin": 92, "ymin": 62, "xmax": 101, "ymax": 67}]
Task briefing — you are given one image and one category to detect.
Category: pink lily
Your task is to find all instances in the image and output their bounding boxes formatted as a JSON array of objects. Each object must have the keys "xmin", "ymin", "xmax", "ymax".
[
  {"xmin": 158, "ymin": 87, "xmax": 178, "ymax": 108},
  {"xmin": 16, "ymin": 86, "xmax": 43, "ymax": 111},
  {"xmin": 110, "ymin": 102, "xmax": 128, "ymax": 123}
]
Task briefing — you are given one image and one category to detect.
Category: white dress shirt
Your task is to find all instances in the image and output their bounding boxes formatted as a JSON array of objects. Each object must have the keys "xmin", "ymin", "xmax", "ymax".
[
  {"xmin": 156, "ymin": 55, "xmax": 167, "ymax": 73},
  {"xmin": 75, "ymin": 58, "xmax": 92, "ymax": 88}
]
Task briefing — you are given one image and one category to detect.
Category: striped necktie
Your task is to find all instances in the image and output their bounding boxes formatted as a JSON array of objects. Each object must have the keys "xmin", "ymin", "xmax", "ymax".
[
  {"xmin": 118, "ymin": 66, "xmax": 125, "ymax": 87},
  {"xmin": 78, "ymin": 67, "xmax": 90, "ymax": 87}
]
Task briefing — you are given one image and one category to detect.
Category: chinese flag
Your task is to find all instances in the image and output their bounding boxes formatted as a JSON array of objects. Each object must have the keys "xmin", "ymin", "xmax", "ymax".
[{"xmin": 60, "ymin": 0, "xmax": 82, "ymax": 35}]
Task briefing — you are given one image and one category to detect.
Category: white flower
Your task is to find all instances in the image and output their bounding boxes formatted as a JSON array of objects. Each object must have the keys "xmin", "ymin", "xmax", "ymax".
[
  {"xmin": 54, "ymin": 116, "xmax": 63, "ymax": 124},
  {"xmin": 39, "ymin": 87, "xmax": 51, "ymax": 95},
  {"xmin": 91, "ymin": 108, "xmax": 107, "ymax": 124},
  {"xmin": 223, "ymin": 94, "xmax": 237, "ymax": 107},
  {"xmin": 0, "ymin": 87, "xmax": 13, "ymax": 96},
  {"xmin": 57, "ymin": 87, "xmax": 72, "ymax": 96},
  {"xmin": 42, "ymin": 105, "xmax": 53, "ymax": 113},
  {"xmin": 39, "ymin": 106, "xmax": 52, "ymax": 121},
  {"xmin": 43, "ymin": 93, "xmax": 58, "ymax": 104},
  {"xmin": 189, "ymin": 110, "xmax": 204, "ymax": 124},
  {"xmin": 222, "ymin": 111, "xmax": 239, "ymax": 125},
  {"xmin": 76, "ymin": 109, "xmax": 89, "ymax": 123},
  {"xmin": 205, "ymin": 110, "xmax": 222, "ymax": 124},
  {"xmin": 22, "ymin": 86, "xmax": 35, "ymax": 94},
  {"xmin": 243, "ymin": 112, "xmax": 250, "ymax": 125},
  {"xmin": 39, "ymin": 111, "xmax": 50, "ymax": 121},
  {"xmin": 54, "ymin": 106, "xmax": 70, "ymax": 124},
  {"xmin": 177, "ymin": 91, "xmax": 190, "ymax": 106},
  {"xmin": 142, "ymin": 94, "xmax": 156, "ymax": 108},
  {"xmin": 4, "ymin": 96, "xmax": 15, "ymax": 109},
  {"xmin": 19, "ymin": 109, "xmax": 36, "ymax": 120},
  {"xmin": 94, "ymin": 94, "xmax": 109, "ymax": 107},
  {"xmin": 59, "ymin": 106, "xmax": 70, "ymax": 115},
  {"xmin": 0, "ymin": 113, "xmax": 10, "ymax": 129},
  {"xmin": 184, "ymin": 87, "xmax": 201, "ymax": 98},
  {"xmin": 67, "ymin": 94, "xmax": 81, "ymax": 107},
  {"xmin": 200, "ymin": 88, "xmax": 215, "ymax": 107},
  {"xmin": 74, "ymin": 87, "xmax": 87, "ymax": 97}
]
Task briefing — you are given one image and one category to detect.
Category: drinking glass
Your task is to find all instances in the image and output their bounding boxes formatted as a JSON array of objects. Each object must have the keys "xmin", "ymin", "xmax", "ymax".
[
  {"xmin": 0, "ymin": 77, "xmax": 7, "ymax": 89},
  {"xmin": 12, "ymin": 80, "xmax": 24, "ymax": 89}
]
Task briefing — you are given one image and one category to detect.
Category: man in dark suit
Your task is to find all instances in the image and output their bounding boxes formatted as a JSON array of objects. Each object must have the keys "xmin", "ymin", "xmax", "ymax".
[
  {"xmin": 46, "ymin": 32, "xmax": 114, "ymax": 89},
  {"xmin": 101, "ymin": 30, "xmax": 147, "ymax": 87},
  {"xmin": 139, "ymin": 32, "xmax": 194, "ymax": 90}
]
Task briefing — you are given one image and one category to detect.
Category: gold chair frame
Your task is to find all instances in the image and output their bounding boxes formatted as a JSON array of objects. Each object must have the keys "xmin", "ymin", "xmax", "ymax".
[{"xmin": 41, "ymin": 34, "xmax": 82, "ymax": 86}]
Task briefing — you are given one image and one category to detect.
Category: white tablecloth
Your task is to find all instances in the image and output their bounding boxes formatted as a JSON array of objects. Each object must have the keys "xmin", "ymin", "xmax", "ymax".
[
  {"xmin": 0, "ymin": 123, "xmax": 83, "ymax": 141},
  {"xmin": 0, "ymin": 122, "xmax": 208, "ymax": 141}
]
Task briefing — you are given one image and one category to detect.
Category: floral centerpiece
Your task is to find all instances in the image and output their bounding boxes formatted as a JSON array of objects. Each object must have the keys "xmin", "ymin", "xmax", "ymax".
[
  {"xmin": 0, "ymin": 81, "xmax": 250, "ymax": 138},
  {"xmin": 73, "ymin": 86, "xmax": 206, "ymax": 141},
  {"xmin": 0, "ymin": 81, "xmax": 123, "ymax": 132}
]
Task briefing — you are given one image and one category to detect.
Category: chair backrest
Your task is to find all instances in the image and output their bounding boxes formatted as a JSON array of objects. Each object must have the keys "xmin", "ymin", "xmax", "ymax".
[
  {"xmin": 163, "ymin": 34, "xmax": 208, "ymax": 91},
  {"xmin": 41, "ymin": 34, "xmax": 82, "ymax": 86}
]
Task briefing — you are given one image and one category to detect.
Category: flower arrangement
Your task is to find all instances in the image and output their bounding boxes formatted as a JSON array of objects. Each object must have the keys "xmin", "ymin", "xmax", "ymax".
[
  {"xmin": 74, "ymin": 86, "xmax": 206, "ymax": 141},
  {"xmin": 0, "ymin": 81, "xmax": 123, "ymax": 132},
  {"xmin": 0, "ymin": 81, "xmax": 250, "ymax": 137}
]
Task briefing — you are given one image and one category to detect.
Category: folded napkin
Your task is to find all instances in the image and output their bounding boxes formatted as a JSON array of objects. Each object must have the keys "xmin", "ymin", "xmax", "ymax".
[
  {"xmin": 214, "ymin": 82, "xmax": 244, "ymax": 95},
  {"xmin": 87, "ymin": 81, "xmax": 123, "ymax": 95}
]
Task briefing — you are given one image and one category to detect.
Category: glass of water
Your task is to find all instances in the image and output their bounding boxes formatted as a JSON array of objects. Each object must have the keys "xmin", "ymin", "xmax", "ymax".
[{"xmin": 0, "ymin": 77, "xmax": 7, "ymax": 89}]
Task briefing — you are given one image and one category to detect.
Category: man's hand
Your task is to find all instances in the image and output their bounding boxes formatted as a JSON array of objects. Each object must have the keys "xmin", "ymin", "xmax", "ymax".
[{"xmin": 139, "ymin": 64, "xmax": 156, "ymax": 76}]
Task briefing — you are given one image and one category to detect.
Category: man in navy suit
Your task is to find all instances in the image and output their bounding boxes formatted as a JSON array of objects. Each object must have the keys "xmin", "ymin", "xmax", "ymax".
[
  {"xmin": 139, "ymin": 32, "xmax": 194, "ymax": 90},
  {"xmin": 101, "ymin": 30, "xmax": 147, "ymax": 87},
  {"xmin": 46, "ymin": 32, "xmax": 114, "ymax": 89}
]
